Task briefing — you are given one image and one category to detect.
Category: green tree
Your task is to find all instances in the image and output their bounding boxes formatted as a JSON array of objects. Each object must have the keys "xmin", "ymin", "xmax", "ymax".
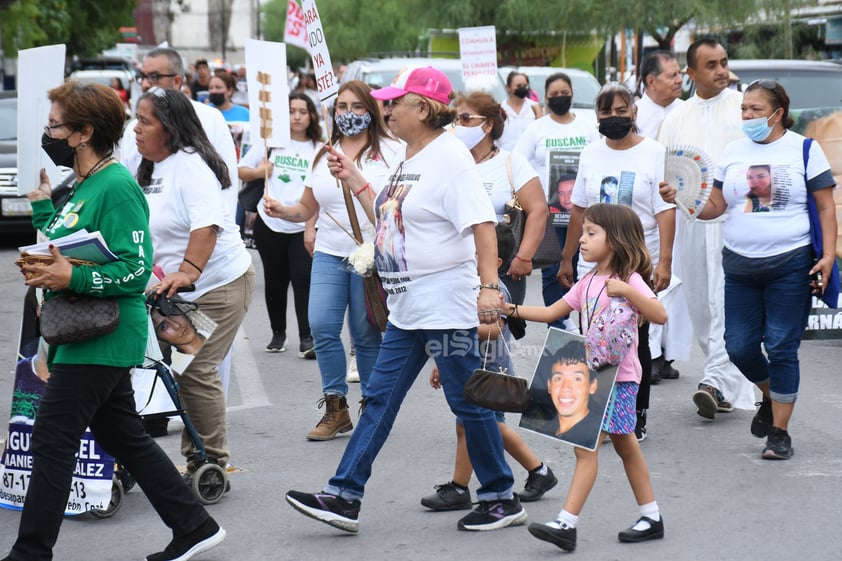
[{"xmin": 1, "ymin": 0, "xmax": 135, "ymax": 57}]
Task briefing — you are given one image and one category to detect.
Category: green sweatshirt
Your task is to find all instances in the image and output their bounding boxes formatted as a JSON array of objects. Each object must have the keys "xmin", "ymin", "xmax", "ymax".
[{"xmin": 31, "ymin": 163, "xmax": 153, "ymax": 367}]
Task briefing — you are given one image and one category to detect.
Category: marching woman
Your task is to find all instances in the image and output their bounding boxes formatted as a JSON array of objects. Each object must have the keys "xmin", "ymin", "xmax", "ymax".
[
  {"xmin": 238, "ymin": 92, "xmax": 322, "ymax": 356},
  {"xmin": 263, "ymin": 80, "xmax": 401, "ymax": 441}
]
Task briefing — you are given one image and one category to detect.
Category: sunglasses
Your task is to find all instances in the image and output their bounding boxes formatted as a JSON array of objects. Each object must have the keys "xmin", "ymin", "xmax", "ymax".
[
  {"xmin": 748, "ymin": 79, "xmax": 783, "ymax": 106},
  {"xmin": 455, "ymin": 113, "xmax": 487, "ymax": 126}
]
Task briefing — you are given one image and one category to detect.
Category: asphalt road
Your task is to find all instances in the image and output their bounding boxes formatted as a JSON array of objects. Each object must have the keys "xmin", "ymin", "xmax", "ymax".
[{"xmin": 0, "ymin": 243, "xmax": 840, "ymax": 561}]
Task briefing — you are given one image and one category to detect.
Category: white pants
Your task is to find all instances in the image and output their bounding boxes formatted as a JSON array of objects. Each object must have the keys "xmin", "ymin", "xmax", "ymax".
[
  {"xmin": 649, "ymin": 274, "xmax": 692, "ymax": 362},
  {"xmin": 677, "ymin": 215, "xmax": 756, "ymax": 409}
]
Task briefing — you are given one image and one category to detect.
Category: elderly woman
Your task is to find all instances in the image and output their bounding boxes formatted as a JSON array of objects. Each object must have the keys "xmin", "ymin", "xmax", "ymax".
[
  {"xmin": 661, "ymin": 79, "xmax": 837, "ymax": 460},
  {"xmin": 283, "ymin": 66, "xmax": 525, "ymax": 534},
  {"xmin": 263, "ymin": 80, "xmax": 401, "ymax": 441},
  {"xmin": 3, "ymin": 82, "xmax": 224, "ymax": 561},
  {"xmin": 134, "ymin": 87, "xmax": 255, "ymax": 480},
  {"xmin": 452, "ymin": 90, "xmax": 548, "ymax": 304}
]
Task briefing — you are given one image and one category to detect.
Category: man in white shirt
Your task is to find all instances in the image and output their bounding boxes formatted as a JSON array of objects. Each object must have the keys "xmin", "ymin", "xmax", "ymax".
[
  {"xmin": 636, "ymin": 51, "xmax": 683, "ymax": 140},
  {"xmin": 658, "ymin": 38, "xmax": 757, "ymax": 420},
  {"xmin": 119, "ymin": 47, "xmax": 239, "ymax": 210}
]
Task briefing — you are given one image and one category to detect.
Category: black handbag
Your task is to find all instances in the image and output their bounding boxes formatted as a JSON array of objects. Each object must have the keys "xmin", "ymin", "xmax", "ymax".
[
  {"xmin": 462, "ymin": 321, "xmax": 530, "ymax": 412},
  {"xmin": 500, "ymin": 154, "xmax": 562, "ymax": 269},
  {"xmin": 238, "ymin": 179, "xmax": 264, "ymax": 212},
  {"xmin": 464, "ymin": 369, "xmax": 531, "ymax": 413},
  {"xmin": 40, "ymin": 293, "xmax": 120, "ymax": 345},
  {"xmin": 238, "ymin": 148, "xmax": 271, "ymax": 212}
]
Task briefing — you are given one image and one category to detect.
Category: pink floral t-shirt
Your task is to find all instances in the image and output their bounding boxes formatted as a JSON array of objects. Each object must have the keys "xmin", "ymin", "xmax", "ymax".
[{"xmin": 562, "ymin": 271, "xmax": 655, "ymax": 383}]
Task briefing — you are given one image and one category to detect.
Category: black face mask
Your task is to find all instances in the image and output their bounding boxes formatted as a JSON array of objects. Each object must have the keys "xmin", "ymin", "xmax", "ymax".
[
  {"xmin": 41, "ymin": 133, "xmax": 76, "ymax": 168},
  {"xmin": 547, "ymin": 95, "xmax": 572, "ymax": 116},
  {"xmin": 598, "ymin": 116, "xmax": 635, "ymax": 140},
  {"xmin": 208, "ymin": 92, "xmax": 226, "ymax": 106},
  {"xmin": 513, "ymin": 86, "xmax": 530, "ymax": 99}
]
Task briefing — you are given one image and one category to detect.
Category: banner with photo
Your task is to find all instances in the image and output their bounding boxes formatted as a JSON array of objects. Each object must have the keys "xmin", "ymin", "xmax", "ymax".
[
  {"xmin": 0, "ymin": 289, "xmax": 114, "ymax": 514},
  {"xmin": 519, "ymin": 327, "xmax": 617, "ymax": 451}
]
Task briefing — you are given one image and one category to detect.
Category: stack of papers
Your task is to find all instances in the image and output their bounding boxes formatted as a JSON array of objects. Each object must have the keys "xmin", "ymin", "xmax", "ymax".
[{"xmin": 19, "ymin": 229, "xmax": 118, "ymax": 264}]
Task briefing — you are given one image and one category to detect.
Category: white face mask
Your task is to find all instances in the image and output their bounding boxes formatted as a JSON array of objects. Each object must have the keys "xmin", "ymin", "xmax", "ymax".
[{"xmin": 453, "ymin": 124, "xmax": 487, "ymax": 150}]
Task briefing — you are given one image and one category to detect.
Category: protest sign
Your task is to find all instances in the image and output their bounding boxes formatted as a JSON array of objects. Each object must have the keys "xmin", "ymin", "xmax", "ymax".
[
  {"xmin": 301, "ymin": 0, "xmax": 339, "ymax": 102},
  {"xmin": 16, "ymin": 44, "xmax": 66, "ymax": 195},
  {"xmin": 458, "ymin": 26, "xmax": 498, "ymax": 84},
  {"xmin": 284, "ymin": 0, "xmax": 310, "ymax": 51},
  {"xmin": 245, "ymin": 38, "xmax": 290, "ymax": 150}
]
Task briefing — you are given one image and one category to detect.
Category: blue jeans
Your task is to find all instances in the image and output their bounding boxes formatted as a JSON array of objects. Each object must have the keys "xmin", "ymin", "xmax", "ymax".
[
  {"xmin": 309, "ymin": 252, "xmax": 382, "ymax": 396},
  {"xmin": 723, "ymin": 246, "xmax": 812, "ymax": 403},
  {"xmin": 325, "ymin": 326, "xmax": 514, "ymax": 502}
]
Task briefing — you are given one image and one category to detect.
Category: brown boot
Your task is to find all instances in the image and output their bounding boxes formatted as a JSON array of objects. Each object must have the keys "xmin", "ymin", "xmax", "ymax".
[{"xmin": 306, "ymin": 394, "xmax": 353, "ymax": 441}]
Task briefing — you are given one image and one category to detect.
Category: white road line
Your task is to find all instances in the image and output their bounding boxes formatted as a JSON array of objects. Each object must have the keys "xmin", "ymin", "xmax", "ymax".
[{"xmin": 228, "ymin": 326, "xmax": 271, "ymax": 410}]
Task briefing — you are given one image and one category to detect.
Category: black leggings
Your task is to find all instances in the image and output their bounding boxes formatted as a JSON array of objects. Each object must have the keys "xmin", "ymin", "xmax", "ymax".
[
  {"xmin": 253, "ymin": 214, "xmax": 312, "ymax": 338},
  {"xmin": 636, "ymin": 322, "xmax": 652, "ymax": 411},
  {"xmin": 11, "ymin": 364, "xmax": 207, "ymax": 561}
]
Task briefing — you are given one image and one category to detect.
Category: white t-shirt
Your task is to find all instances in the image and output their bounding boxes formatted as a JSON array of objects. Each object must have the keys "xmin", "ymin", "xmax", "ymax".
[
  {"xmin": 477, "ymin": 149, "xmax": 539, "ymax": 221},
  {"xmin": 657, "ymin": 88, "xmax": 743, "ymax": 224},
  {"xmin": 308, "ymin": 137, "xmax": 404, "ymax": 257},
  {"xmin": 373, "ymin": 132, "xmax": 496, "ymax": 330},
  {"xmin": 239, "ymin": 139, "xmax": 322, "ymax": 234},
  {"xmin": 141, "ymin": 150, "xmax": 252, "ymax": 299},
  {"xmin": 715, "ymin": 131, "xmax": 835, "ymax": 258},
  {"xmin": 513, "ymin": 114, "xmax": 600, "ymax": 226},
  {"xmin": 635, "ymin": 93, "xmax": 683, "ymax": 140},
  {"xmin": 572, "ymin": 137, "xmax": 673, "ymax": 262},
  {"xmin": 499, "ymin": 98, "xmax": 539, "ymax": 152},
  {"xmin": 120, "ymin": 98, "xmax": 240, "ymax": 213}
]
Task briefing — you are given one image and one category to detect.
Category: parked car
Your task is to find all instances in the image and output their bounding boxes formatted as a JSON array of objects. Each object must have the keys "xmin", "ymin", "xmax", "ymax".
[
  {"xmin": 0, "ymin": 92, "xmax": 74, "ymax": 238},
  {"xmin": 342, "ymin": 57, "xmax": 508, "ymax": 102},
  {"xmin": 498, "ymin": 66, "xmax": 602, "ymax": 109}
]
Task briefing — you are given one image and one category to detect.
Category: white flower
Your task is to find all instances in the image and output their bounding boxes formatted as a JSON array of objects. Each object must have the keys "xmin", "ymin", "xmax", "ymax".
[{"xmin": 348, "ymin": 242, "xmax": 376, "ymax": 276}]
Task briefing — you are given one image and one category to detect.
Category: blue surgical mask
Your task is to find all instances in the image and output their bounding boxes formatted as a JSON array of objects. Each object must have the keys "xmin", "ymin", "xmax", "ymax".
[{"xmin": 742, "ymin": 110, "xmax": 778, "ymax": 142}]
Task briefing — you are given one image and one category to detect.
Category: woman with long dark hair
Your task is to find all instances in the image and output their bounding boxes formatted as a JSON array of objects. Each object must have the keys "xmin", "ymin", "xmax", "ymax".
[
  {"xmin": 135, "ymin": 86, "xmax": 255, "ymax": 482},
  {"xmin": 263, "ymin": 80, "xmax": 401, "ymax": 441},
  {"xmin": 238, "ymin": 92, "xmax": 323, "ymax": 355}
]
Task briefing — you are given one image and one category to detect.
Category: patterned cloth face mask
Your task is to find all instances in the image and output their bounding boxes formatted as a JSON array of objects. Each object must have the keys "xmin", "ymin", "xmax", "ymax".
[{"xmin": 335, "ymin": 111, "xmax": 372, "ymax": 137}]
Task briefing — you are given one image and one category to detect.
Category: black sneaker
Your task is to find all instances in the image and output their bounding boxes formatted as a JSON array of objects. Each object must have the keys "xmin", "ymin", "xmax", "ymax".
[
  {"xmin": 457, "ymin": 495, "xmax": 527, "ymax": 531},
  {"xmin": 298, "ymin": 335, "xmax": 316, "ymax": 359},
  {"xmin": 618, "ymin": 516, "xmax": 665, "ymax": 542},
  {"xmin": 635, "ymin": 409, "xmax": 647, "ymax": 442},
  {"xmin": 659, "ymin": 360, "xmax": 680, "ymax": 380},
  {"xmin": 519, "ymin": 466, "xmax": 558, "ymax": 502},
  {"xmin": 762, "ymin": 427, "xmax": 793, "ymax": 460},
  {"xmin": 285, "ymin": 490, "xmax": 360, "ymax": 533},
  {"xmin": 528, "ymin": 520, "xmax": 577, "ymax": 551},
  {"xmin": 751, "ymin": 399, "xmax": 773, "ymax": 438},
  {"xmin": 420, "ymin": 482, "xmax": 472, "ymax": 511},
  {"xmin": 145, "ymin": 517, "xmax": 226, "ymax": 561},
  {"xmin": 266, "ymin": 332, "xmax": 286, "ymax": 353}
]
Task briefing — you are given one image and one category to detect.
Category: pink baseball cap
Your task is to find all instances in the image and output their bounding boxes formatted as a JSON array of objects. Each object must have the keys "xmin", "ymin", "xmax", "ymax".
[{"xmin": 370, "ymin": 66, "xmax": 453, "ymax": 105}]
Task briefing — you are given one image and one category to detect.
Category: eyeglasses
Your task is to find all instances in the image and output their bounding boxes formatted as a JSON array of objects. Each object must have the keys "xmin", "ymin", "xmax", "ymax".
[
  {"xmin": 748, "ymin": 79, "xmax": 783, "ymax": 105},
  {"xmin": 43, "ymin": 123, "xmax": 67, "ymax": 137},
  {"xmin": 455, "ymin": 113, "xmax": 486, "ymax": 126},
  {"xmin": 382, "ymin": 98, "xmax": 403, "ymax": 108},
  {"xmin": 136, "ymin": 71, "xmax": 178, "ymax": 85}
]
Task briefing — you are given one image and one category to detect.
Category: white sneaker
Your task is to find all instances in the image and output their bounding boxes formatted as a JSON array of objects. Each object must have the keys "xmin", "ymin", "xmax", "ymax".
[{"xmin": 346, "ymin": 360, "xmax": 360, "ymax": 383}]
